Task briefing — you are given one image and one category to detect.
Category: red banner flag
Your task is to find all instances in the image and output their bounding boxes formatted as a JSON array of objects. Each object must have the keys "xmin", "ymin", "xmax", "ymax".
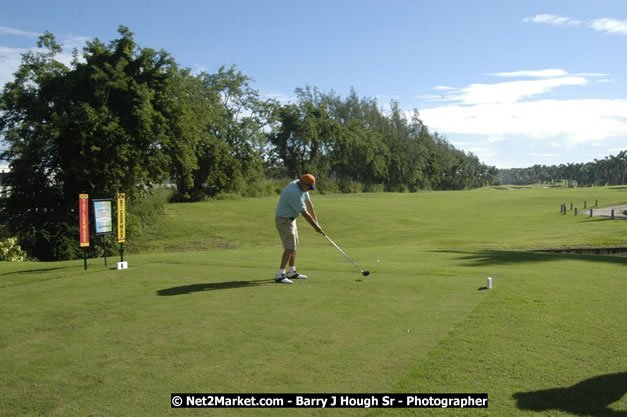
[{"xmin": 79, "ymin": 194, "xmax": 90, "ymax": 248}]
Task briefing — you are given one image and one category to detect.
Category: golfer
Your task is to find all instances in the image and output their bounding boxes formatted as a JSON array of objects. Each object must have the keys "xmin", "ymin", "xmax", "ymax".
[{"xmin": 275, "ymin": 174, "xmax": 324, "ymax": 283}]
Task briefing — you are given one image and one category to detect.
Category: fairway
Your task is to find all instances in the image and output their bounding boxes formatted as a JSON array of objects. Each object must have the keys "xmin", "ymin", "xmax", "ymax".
[{"xmin": 1, "ymin": 187, "xmax": 626, "ymax": 416}]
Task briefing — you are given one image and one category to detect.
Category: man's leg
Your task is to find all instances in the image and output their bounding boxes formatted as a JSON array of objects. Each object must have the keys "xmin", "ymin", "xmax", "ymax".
[
  {"xmin": 275, "ymin": 249, "xmax": 294, "ymax": 283},
  {"xmin": 275, "ymin": 217, "xmax": 298, "ymax": 283},
  {"xmin": 286, "ymin": 250, "xmax": 307, "ymax": 279},
  {"xmin": 281, "ymin": 249, "xmax": 295, "ymax": 269}
]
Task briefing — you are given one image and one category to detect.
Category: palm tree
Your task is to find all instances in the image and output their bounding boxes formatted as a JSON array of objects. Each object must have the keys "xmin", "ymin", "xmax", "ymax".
[{"xmin": 617, "ymin": 150, "xmax": 626, "ymax": 185}]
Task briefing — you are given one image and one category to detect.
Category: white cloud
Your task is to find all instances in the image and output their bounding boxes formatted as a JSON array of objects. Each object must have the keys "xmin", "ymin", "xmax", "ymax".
[
  {"xmin": 490, "ymin": 69, "xmax": 567, "ymax": 78},
  {"xmin": 485, "ymin": 135, "xmax": 505, "ymax": 143},
  {"xmin": 418, "ymin": 69, "xmax": 624, "ymax": 153},
  {"xmin": 0, "ymin": 26, "xmax": 40, "ymax": 37},
  {"xmin": 524, "ymin": 14, "xmax": 627, "ymax": 36},
  {"xmin": 420, "ymin": 99, "xmax": 627, "ymax": 144},
  {"xmin": 420, "ymin": 70, "xmax": 606, "ymax": 107},
  {"xmin": 590, "ymin": 18, "xmax": 627, "ymax": 35},
  {"xmin": 523, "ymin": 14, "xmax": 581, "ymax": 26},
  {"xmin": 466, "ymin": 145, "xmax": 496, "ymax": 159},
  {"xmin": 446, "ymin": 76, "xmax": 588, "ymax": 105}
]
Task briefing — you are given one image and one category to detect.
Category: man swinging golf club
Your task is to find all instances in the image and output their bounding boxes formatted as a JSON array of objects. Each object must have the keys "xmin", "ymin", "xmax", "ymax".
[{"xmin": 274, "ymin": 174, "xmax": 324, "ymax": 284}]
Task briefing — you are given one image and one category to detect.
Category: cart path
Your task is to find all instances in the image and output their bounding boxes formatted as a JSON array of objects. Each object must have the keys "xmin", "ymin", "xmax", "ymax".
[{"xmin": 584, "ymin": 204, "xmax": 627, "ymax": 219}]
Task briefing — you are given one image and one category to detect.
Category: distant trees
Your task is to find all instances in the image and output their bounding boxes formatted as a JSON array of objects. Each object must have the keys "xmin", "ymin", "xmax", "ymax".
[
  {"xmin": 1, "ymin": 27, "xmax": 497, "ymax": 260},
  {"xmin": 267, "ymin": 86, "xmax": 496, "ymax": 192},
  {"xmin": 498, "ymin": 150, "xmax": 627, "ymax": 187}
]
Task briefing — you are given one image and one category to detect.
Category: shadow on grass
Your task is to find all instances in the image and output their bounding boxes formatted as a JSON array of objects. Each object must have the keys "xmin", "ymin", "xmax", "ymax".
[
  {"xmin": 578, "ymin": 217, "xmax": 627, "ymax": 223},
  {"xmin": 436, "ymin": 250, "xmax": 627, "ymax": 267},
  {"xmin": 0, "ymin": 265, "xmax": 77, "ymax": 276},
  {"xmin": 513, "ymin": 372, "xmax": 627, "ymax": 417},
  {"xmin": 157, "ymin": 279, "xmax": 272, "ymax": 296}
]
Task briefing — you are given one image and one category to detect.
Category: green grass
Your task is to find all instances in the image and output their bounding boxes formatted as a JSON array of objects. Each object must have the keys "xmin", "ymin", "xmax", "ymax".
[
  {"xmin": 371, "ymin": 251, "xmax": 626, "ymax": 417},
  {"xmin": 128, "ymin": 185, "xmax": 627, "ymax": 253},
  {"xmin": 1, "ymin": 186, "xmax": 626, "ymax": 416}
]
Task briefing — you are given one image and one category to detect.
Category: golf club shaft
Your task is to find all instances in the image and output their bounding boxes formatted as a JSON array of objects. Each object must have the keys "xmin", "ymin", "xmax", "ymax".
[{"xmin": 323, "ymin": 233, "xmax": 364, "ymax": 273}]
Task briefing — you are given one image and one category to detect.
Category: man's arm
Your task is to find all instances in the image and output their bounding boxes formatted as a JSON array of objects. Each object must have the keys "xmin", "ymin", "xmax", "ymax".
[
  {"xmin": 305, "ymin": 199, "xmax": 317, "ymax": 222},
  {"xmin": 301, "ymin": 209, "xmax": 323, "ymax": 234}
]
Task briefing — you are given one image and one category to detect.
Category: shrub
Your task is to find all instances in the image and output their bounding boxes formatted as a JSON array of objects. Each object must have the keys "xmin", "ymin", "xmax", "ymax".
[
  {"xmin": 338, "ymin": 179, "xmax": 362, "ymax": 193},
  {"xmin": 126, "ymin": 187, "xmax": 174, "ymax": 236},
  {"xmin": 237, "ymin": 177, "xmax": 290, "ymax": 198},
  {"xmin": 0, "ymin": 237, "xmax": 28, "ymax": 262}
]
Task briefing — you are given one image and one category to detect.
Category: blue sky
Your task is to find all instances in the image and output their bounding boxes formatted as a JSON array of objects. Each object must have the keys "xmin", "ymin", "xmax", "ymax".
[{"xmin": 1, "ymin": 0, "xmax": 627, "ymax": 168}]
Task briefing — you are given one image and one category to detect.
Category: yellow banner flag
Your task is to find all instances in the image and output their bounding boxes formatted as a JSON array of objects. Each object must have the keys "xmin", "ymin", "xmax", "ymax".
[
  {"xmin": 117, "ymin": 193, "xmax": 126, "ymax": 243},
  {"xmin": 79, "ymin": 194, "xmax": 90, "ymax": 247}
]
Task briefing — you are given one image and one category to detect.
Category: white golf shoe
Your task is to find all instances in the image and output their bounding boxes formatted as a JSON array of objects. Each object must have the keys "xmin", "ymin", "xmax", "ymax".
[
  {"xmin": 287, "ymin": 271, "xmax": 308, "ymax": 279},
  {"xmin": 275, "ymin": 274, "xmax": 293, "ymax": 284}
]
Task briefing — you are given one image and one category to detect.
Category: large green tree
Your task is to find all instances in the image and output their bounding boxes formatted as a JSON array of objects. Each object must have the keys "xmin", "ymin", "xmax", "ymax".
[
  {"xmin": 169, "ymin": 65, "xmax": 278, "ymax": 201},
  {"xmin": 0, "ymin": 27, "xmax": 178, "ymax": 259},
  {"xmin": 202, "ymin": 66, "xmax": 276, "ymax": 177},
  {"xmin": 267, "ymin": 98, "xmax": 338, "ymax": 178},
  {"xmin": 164, "ymin": 68, "xmax": 241, "ymax": 201}
]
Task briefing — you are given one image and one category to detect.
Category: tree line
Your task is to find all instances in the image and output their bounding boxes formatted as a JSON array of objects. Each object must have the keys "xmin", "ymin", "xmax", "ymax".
[
  {"xmin": 498, "ymin": 150, "xmax": 627, "ymax": 187},
  {"xmin": 1, "ymin": 27, "xmax": 493, "ymax": 260}
]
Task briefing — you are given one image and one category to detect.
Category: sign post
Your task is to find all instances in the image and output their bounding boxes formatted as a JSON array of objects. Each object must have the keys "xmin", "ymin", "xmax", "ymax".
[
  {"xmin": 117, "ymin": 193, "xmax": 128, "ymax": 269},
  {"xmin": 93, "ymin": 199, "xmax": 113, "ymax": 266},
  {"xmin": 79, "ymin": 194, "xmax": 90, "ymax": 270}
]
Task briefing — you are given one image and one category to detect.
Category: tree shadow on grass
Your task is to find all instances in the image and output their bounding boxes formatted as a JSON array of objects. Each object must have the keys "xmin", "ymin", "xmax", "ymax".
[
  {"xmin": 157, "ymin": 279, "xmax": 272, "ymax": 296},
  {"xmin": 513, "ymin": 372, "xmax": 627, "ymax": 417},
  {"xmin": 435, "ymin": 250, "xmax": 627, "ymax": 267},
  {"xmin": 0, "ymin": 265, "xmax": 77, "ymax": 277}
]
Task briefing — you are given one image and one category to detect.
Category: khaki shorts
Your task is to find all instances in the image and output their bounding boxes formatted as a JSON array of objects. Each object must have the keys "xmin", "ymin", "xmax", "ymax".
[{"xmin": 276, "ymin": 216, "xmax": 299, "ymax": 250}]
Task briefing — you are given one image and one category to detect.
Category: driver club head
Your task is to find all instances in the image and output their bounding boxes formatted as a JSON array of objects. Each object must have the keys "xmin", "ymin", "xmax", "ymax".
[{"xmin": 362, "ymin": 271, "xmax": 370, "ymax": 276}]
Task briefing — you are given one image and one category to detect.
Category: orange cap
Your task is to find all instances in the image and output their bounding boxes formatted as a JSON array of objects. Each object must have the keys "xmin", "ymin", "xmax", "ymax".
[{"xmin": 301, "ymin": 174, "xmax": 316, "ymax": 190}]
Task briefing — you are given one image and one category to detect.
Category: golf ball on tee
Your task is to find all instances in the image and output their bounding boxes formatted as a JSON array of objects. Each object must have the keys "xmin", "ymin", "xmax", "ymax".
[{"xmin": 376, "ymin": 259, "xmax": 380, "ymax": 263}]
